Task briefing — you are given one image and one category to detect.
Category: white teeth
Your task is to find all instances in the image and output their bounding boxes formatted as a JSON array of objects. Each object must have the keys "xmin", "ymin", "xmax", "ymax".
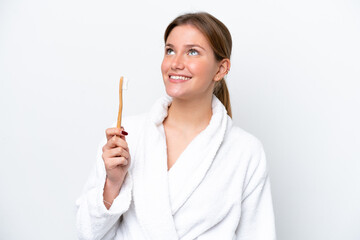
[{"xmin": 170, "ymin": 75, "xmax": 191, "ymax": 80}]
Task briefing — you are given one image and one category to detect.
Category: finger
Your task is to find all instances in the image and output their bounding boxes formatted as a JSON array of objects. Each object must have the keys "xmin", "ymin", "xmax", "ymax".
[
  {"xmin": 103, "ymin": 147, "xmax": 130, "ymax": 159},
  {"xmin": 118, "ymin": 128, "xmax": 128, "ymax": 141},
  {"xmin": 103, "ymin": 136, "xmax": 129, "ymax": 151},
  {"xmin": 105, "ymin": 127, "xmax": 128, "ymax": 141},
  {"xmin": 105, "ymin": 128, "xmax": 120, "ymax": 141},
  {"xmin": 104, "ymin": 157, "xmax": 128, "ymax": 169}
]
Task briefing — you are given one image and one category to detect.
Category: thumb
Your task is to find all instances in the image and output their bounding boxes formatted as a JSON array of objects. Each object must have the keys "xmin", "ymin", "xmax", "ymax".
[{"xmin": 120, "ymin": 128, "xmax": 128, "ymax": 140}]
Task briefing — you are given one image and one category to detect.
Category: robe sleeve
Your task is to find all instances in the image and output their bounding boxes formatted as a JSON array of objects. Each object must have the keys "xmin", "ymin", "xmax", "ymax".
[
  {"xmin": 235, "ymin": 140, "xmax": 277, "ymax": 240},
  {"xmin": 75, "ymin": 137, "xmax": 133, "ymax": 240}
]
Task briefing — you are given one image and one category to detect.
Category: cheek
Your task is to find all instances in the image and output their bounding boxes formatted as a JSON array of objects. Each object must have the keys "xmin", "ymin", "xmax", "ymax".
[
  {"xmin": 187, "ymin": 61, "xmax": 204, "ymax": 76},
  {"xmin": 161, "ymin": 58, "xmax": 170, "ymax": 75},
  {"xmin": 188, "ymin": 60, "xmax": 215, "ymax": 78}
]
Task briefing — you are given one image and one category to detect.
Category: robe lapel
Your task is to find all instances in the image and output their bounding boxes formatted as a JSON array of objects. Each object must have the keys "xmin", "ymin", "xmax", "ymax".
[
  {"xmin": 131, "ymin": 95, "xmax": 228, "ymax": 238},
  {"xmin": 131, "ymin": 96, "xmax": 179, "ymax": 239},
  {"xmin": 168, "ymin": 96, "xmax": 228, "ymax": 214}
]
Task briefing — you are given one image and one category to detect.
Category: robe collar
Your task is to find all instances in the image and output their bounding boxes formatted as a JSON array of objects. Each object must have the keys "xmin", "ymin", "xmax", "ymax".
[{"xmin": 131, "ymin": 94, "xmax": 228, "ymax": 239}]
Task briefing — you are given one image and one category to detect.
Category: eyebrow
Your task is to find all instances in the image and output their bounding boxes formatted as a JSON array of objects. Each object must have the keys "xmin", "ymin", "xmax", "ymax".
[{"xmin": 165, "ymin": 43, "xmax": 206, "ymax": 51}]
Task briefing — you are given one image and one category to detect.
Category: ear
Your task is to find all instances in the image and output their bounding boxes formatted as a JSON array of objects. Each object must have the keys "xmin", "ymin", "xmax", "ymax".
[{"xmin": 214, "ymin": 58, "xmax": 231, "ymax": 82}]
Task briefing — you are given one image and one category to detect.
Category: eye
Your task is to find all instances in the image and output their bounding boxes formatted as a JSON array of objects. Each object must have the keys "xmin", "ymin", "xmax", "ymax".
[
  {"xmin": 166, "ymin": 48, "xmax": 175, "ymax": 55},
  {"xmin": 188, "ymin": 48, "xmax": 199, "ymax": 56}
]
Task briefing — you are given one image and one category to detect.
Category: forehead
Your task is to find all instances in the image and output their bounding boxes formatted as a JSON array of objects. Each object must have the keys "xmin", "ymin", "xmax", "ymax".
[{"xmin": 166, "ymin": 24, "xmax": 210, "ymax": 47}]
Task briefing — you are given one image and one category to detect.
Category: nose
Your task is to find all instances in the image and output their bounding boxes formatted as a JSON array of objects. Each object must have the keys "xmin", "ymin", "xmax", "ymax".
[{"xmin": 171, "ymin": 54, "xmax": 185, "ymax": 70}]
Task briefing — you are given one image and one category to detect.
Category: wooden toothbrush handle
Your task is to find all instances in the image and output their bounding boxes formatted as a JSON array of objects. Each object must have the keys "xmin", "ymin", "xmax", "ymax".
[{"xmin": 117, "ymin": 76, "xmax": 123, "ymax": 129}]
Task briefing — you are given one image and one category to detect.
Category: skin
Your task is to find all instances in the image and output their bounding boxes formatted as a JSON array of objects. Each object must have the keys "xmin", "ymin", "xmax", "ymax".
[
  {"xmin": 102, "ymin": 24, "xmax": 230, "ymax": 208},
  {"xmin": 102, "ymin": 127, "xmax": 130, "ymax": 209},
  {"xmin": 161, "ymin": 24, "xmax": 230, "ymax": 169}
]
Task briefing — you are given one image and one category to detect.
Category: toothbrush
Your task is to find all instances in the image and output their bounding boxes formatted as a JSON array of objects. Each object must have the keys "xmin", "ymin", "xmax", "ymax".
[
  {"xmin": 117, "ymin": 76, "xmax": 128, "ymax": 130},
  {"xmin": 117, "ymin": 76, "xmax": 124, "ymax": 129}
]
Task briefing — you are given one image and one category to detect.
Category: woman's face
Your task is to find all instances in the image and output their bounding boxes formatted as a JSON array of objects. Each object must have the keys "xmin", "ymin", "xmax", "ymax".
[{"xmin": 161, "ymin": 24, "xmax": 221, "ymax": 100}]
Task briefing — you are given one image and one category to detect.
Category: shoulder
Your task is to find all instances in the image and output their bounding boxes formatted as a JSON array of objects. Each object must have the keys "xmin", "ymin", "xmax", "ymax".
[
  {"xmin": 109, "ymin": 113, "xmax": 148, "ymax": 133},
  {"xmin": 224, "ymin": 117, "xmax": 265, "ymax": 155},
  {"xmin": 221, "ymin": 118, "xmax": 268, "ymax": 174},
  {"xmin": 107, "ymin": 113, "xmax": 148, "ymax": 152},
  {"xmin": 122, "ymin": 113, "xmax": 148, "ymax": 145},
  {"xmin": 220, "ymin": 121, "xmax": 270, "ymax": 193},
  {"xmin": 122, "ymin": 113, "xmax": 148, "ymax": 130}
]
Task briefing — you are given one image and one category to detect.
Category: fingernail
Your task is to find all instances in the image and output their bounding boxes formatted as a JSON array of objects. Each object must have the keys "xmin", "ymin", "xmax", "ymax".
[{"xmin": 121, "ymin": 130, "xmax": 128, "ymax": 136}]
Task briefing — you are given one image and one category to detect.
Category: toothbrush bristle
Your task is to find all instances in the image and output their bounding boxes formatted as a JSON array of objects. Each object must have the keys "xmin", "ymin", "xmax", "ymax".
[{"xmin": 122, "ymin": 77, "xmax": 129, "ymax": 90}]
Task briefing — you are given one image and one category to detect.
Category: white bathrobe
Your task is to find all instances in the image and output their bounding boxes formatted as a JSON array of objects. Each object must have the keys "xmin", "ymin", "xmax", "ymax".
[{"xmin": 76, "ymin": 95, "xmax": 276, "ymax": 240}]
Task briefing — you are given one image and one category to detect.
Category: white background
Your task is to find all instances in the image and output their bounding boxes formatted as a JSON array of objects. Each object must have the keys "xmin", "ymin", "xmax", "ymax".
[{"xmin": 1, "ymin": 0, "xmax": 359, "ymax": 239}]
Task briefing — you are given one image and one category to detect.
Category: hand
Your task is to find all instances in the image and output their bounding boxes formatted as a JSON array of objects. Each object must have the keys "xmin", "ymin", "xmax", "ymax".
[{"xmin": 102, "ymin": 127, "xmax": 130, "ymax": 188}]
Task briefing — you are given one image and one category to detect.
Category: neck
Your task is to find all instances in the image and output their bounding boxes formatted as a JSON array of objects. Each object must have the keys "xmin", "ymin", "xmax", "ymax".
[{"xmin": 164, "ymin": 94, "xmax": 213, "ymax": 133}]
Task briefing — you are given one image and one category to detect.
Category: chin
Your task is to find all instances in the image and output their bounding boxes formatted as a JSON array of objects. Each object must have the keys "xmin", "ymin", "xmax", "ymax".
[
  {"xmin": 163, "ymin": 82, "xmax": 211, "ymax": 101},
  {"xmin": 163, "ymin": 82, "xmax": 183, "ymax": 97},
  {"xmin": 165, "ymin": 88, "xmax": 187, "ymax": 99}
]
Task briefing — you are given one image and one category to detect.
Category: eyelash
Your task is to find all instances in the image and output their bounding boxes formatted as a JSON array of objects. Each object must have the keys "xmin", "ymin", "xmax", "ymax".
[
  {"xmin": 165, "ymin": 48, "xmax": 199, "ymax": 56},
  {"xmin": 188, "ymin": 48, "xmax": 199, "ymax": 56},
  {"xmin": 166, "ymin": 48, "xmax": 174, "ymax": 55}
]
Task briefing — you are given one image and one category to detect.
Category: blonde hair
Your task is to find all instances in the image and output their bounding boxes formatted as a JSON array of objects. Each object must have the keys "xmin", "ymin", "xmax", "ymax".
[{"xmin": 164, "ymin": 12, "xmax": 232, "ymax": 117}]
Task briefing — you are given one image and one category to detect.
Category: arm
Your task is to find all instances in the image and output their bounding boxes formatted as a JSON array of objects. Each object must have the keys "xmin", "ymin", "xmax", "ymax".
[
  {"xmin": 235, "ymin": 142, "xmax": 276, "ymax": 240},
  {"xmin": 76, "ymin": 129, "xmax": 133, "ymax": 240}
]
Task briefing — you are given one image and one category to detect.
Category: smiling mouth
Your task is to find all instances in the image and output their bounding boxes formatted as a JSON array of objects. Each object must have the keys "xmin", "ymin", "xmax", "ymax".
[{"xmin": 169, "ymin": 75, "xmax": 192, "ymax": 81}]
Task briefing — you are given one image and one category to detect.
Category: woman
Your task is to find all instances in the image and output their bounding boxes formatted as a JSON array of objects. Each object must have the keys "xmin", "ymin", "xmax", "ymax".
[{"xmin": 76, "ymin": 12, "xmax": 276, "ymax": 240}]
